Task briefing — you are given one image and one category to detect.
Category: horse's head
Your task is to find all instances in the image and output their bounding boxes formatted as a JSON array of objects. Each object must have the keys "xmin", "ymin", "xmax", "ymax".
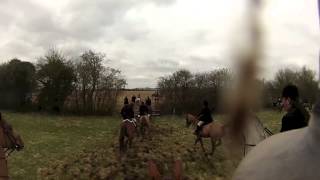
[{"xmin": 1, "ymin": 120, "xmax": 24, "ymax": 151}]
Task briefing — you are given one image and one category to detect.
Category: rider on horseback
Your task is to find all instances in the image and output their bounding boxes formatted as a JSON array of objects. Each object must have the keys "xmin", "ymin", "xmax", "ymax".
[
  {"xmin": 146, "ymin": 96, "xmax": 152, "ymax": 114},
  {"xmin": 194, "ymin": 100, "xmax": 213, "ymax": 135},
  {"xmin": 121, "ymin": 98, "xmax": 136, "ymax": 126},
  {"xmin": 139, "ymin": 101, "xmax": 149, "ymax": 116}
]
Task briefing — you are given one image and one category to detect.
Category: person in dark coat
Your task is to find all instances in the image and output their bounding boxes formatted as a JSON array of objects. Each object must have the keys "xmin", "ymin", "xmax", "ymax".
[
  {"xmin": 194, "ymin": 100, "xmax": 213, "ymax": 135},
  {"xmin": 146, "ymin": 97, "xmax": 152, "ymax": 106},
  {"xmin": 124, "ymin": 96, "xmax": 128, "ymax": 105},
  {"xmin": 121, "ymin": 98, "xmax": 134, "ymax": 120},
  {"xmin": 131, "ymin": 95, "xmax": 136, "ymax": 103},
  {"xmin": 280, "ymin": 84, "xmax": 309, "ymax": 132},
  {"xmin": 139, "ymin": 102, "xmax": 149, "ymax": 116},
  {"xmin": 146, "ymin": 96, "xmax": 152, "ymax": 114}
]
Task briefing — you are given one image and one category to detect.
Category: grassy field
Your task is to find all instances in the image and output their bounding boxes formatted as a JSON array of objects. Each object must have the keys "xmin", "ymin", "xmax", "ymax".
[{"xmin": 3, "ymin": 110, "xmax": 283, "ymax": 179}]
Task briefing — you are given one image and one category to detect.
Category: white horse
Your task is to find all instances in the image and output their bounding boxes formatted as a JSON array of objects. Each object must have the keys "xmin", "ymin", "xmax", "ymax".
[{"xmin": 233, "ymin": 104, "xmax": 320, "ymax": 180}]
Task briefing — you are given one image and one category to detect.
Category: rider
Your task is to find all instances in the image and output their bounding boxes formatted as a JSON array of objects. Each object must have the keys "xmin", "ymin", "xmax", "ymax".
[
  {"xmin": 120, "ymin": 98, "xmax": 135, "ymax": 125},
  {"xmin": 131, "ymin": 95, "xmax": 136, "ymax": 103},
  {"xmin": 194, "ymin": 100, "xmax": 213, "ymax": 135},
  {"xmin": 124, "ymin": 96, "xmax": 129, "ymax": 105},
  {"xmin": 280, "ymin": 84, "xmax": 309, "ymax": 132},
  {"xmin": 146, "ymin": 96, "xmax": 152, "ymax": 114},
  {"xmin": 139, "ymin": 101, "xmax": 149, "ymax": 116}
]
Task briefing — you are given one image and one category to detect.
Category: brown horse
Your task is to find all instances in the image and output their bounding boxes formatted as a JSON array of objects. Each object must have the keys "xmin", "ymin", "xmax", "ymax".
[
  {"xmin": 0, "ymin": 113, "xmax": 24, "ymax": 179},
  {"xmin": 1, "ymin": 120, "xmax": 24, "ymax": 153},
  {"xmin": 148, "ymin": 160, "xmax": 184, "ymax": 180},
  {"xmin": 119, "ymin": 120, "xmax": 137, "ymax": 154},
  {"xmin": 139, "ymin": 115, "xmax": 150, "ymax": 138},
  {"xmin": 186, "ymin": 114, "xmax": 225, "ymax": 154}
]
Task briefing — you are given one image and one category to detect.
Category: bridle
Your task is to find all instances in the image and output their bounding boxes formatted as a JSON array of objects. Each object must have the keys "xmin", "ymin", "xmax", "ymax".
[{"xmin": 0, "ymin": 121, "xmax": 23, "ymax": 157}]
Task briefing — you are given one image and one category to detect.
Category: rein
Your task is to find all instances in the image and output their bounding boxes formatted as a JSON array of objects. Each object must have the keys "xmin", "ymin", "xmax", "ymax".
[{"xmin": 187, "ymin": 114, "xmax": 199, "ymax": 128}]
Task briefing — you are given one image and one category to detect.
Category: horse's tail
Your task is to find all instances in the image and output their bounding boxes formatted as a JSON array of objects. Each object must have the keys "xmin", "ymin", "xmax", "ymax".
[
  {"xmin": 140, "ymin": 116, "xmax": 150, "ymax": 127},
  {"xmin": 119, "ymin": 123, "xmax": 126, "ymax": 153}
]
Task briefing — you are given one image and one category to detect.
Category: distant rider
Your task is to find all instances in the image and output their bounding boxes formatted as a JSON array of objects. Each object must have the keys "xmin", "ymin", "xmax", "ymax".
[
  {"xmin": 146, "ymin": 96, "xmax": 152, "ymax": 114},
  {"xmin": 124, "ymin": 96, "xmax": 129, "ymax": 105},
  {"xmin": 139, "ymin": 101, "xmax": 149, "ymax": 116},
  {"xmin": 121, "ymin": 98, "xmax": 136, "ymax": 126},
  {"xmin": 194, "ymin": 100, "xmax": 213, "ymax": 135},
  {"xmin": 131, "ymin": 95, "xmax": 136, "ymax": 103}
]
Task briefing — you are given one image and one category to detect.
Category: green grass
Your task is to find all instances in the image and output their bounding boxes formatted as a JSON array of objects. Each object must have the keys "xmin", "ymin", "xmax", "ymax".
[
  {"xmin": 257, "ymin": 110, "xmax": 284, "ymax": 133},
  {"xmin": 2, "ymin": 110, "xmax": 284, "ymax": 179},
  {"xmin": 4, "ymin": 112, "xmax": 120, "ymax": 179}
]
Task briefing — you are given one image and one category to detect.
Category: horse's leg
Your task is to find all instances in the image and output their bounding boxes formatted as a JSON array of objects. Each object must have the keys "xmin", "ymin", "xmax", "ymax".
[
  {"xmin": 199, "ymin": 138, "xmax": 206, "ymax": 154},
  {"xmin": 194, "ymin": 136, "xmax": 200, "ymax": 146},
  {"xmin": 140, "ymin": 125, "xmax": 145, "ymax": 139},
  {"xmin": 128, "ymin": 136, "xmax": 134, "ymax": 148},
  {"xmin": 136, "ymin": 125, "xmax": 140, "ymax": 137},
  {"xmin": 119, "ymin": 126, "xmax": 126, "ymax": 153},
  {"xmin": 124, "ymin": 138, "xmax": 129, "ymax": 151},
  {"xmin": 216, "ymin": 139, "xmax": 222, "ymax": 146},
  {"xmin": 119, "ymin": 136, "xmax": 124, "ymax": 153},
  {"xmin": 210, "ymin": 138, "xmax": 216, "ymax": 155}
]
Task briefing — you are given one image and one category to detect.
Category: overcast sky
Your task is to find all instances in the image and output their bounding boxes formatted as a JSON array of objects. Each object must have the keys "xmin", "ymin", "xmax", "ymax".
[{"xmin": 0, "ymin": 0, "xmax": 319, "ymax": 88}]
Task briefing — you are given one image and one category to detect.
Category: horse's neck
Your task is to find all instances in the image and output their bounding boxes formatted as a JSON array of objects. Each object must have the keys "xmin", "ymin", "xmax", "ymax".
[
  {"xmin": 0, "ymin": 127, "xmax": 6, "ymax": 147},
  {"xmin": 191, "ymin": 115, "xmax": 198, "ymax": 125},
  {"xmin": 308, "ymin": 102, "xmax": 320, "ymax": 140},
  {"xmin": 308, "ymin": 114, "xmax": 320, "ymax": 139}
]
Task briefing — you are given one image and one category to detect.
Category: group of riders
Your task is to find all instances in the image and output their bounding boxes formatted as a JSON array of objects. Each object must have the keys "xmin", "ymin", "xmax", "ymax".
[
  {"xmin": 120, "ymin": 95, "xmax": 153, "ymax": 127},
  {"xmin": 120, "ymin": 84, "xmax": 310, "ymax": 140}
]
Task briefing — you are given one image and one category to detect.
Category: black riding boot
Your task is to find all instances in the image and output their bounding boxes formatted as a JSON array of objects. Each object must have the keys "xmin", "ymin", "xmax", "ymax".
[{"xmin": 194, "ymin": 125, "xmax": 201, "ymax": 135}]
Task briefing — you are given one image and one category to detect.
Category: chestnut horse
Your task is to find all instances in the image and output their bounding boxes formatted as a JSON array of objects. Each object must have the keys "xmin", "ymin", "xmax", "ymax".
[
  {"xmin": 185, "ymin": 114, "xmax": 225, "ymax": 154},
  {"xmin": 119, "ymin": 119, "xmax": 137, "ymax": 154},
  {"xmin": 139, "ymin": 115, "xmax": 150, "ymax": 138},
  {"xmin": 0, "ymin": 114, "xmax": 24, "ymax": 179}
]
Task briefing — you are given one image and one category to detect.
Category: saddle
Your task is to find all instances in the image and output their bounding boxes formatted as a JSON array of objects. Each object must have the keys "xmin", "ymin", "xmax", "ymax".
[{"xmin": 122, "ymin": 118, "xmax": 137, "ymax": 127}]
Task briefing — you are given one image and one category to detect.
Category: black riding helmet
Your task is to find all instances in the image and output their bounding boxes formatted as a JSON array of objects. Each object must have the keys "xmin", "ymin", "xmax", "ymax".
[
  {"xmin": 282, "ymin": 84, "xmax": 299, "ymax": 101},
  {"xmin": 124, "ymin": 98, "xmax": 129, "ymax": 105}
]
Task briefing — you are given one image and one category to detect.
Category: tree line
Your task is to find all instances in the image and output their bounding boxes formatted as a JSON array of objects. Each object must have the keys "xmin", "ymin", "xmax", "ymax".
[
  {"xmin": 0, "ymin": 49, "xmax": 126, "ymax": 115},
  {"xmin": 158, "ymin": 67, "xmax": 319, "ymax": 114},
  {"xmin": 157, "ymin": 69, "xmax": 232, "ymax": 114}
]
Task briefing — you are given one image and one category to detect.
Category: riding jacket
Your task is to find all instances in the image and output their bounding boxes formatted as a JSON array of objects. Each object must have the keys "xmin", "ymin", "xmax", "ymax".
[
  {"xmin": 121, "ymin": 104, "xmax": 135, "ymax": 120},
  {"xmin": 280, "ymin": 103, "xmax": 309, "ymax": 132},
  {"xmin": 139, "ymin": 104, "xmax": 149, "ymax": 116},
  {"xmin": 198, "ymin": 107, "xmax": 213, "ymax": 124}
]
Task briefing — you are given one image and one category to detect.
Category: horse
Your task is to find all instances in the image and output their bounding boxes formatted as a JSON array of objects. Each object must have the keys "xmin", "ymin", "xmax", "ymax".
[
  {"xmin": 119, "ymin": 119, "xmax": 137, "ymax": 154},
  {"xmin": 226, "ymin": 0, "xmax": 320, "ymax": 178},
  {"xmin": 185, "ymin": 114, "xmax": 225, "ymax": 154},
  {"xmin": 0, "ymin": 113, "xmax": 24, "ymax": 179},
  {"xmin": 0, "ymin": 119, "xmax": 24, "ymax": 153},
  {"xmin": 139, "ymin": 115, "xmax": 150, "ymax": 138},
  {"xmin": 233, "ymin": 104, "xmax": 320, "ymax": 180},
  {"xmin": 148, "ymin": 160, "xmax": 185, "ymax": 180}
]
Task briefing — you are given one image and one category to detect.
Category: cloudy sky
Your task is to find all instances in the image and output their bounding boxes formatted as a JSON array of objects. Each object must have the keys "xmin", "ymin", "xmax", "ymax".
[{"xmin": 0, "ymin": 0, "xmax": 319, "ymax": 88}]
